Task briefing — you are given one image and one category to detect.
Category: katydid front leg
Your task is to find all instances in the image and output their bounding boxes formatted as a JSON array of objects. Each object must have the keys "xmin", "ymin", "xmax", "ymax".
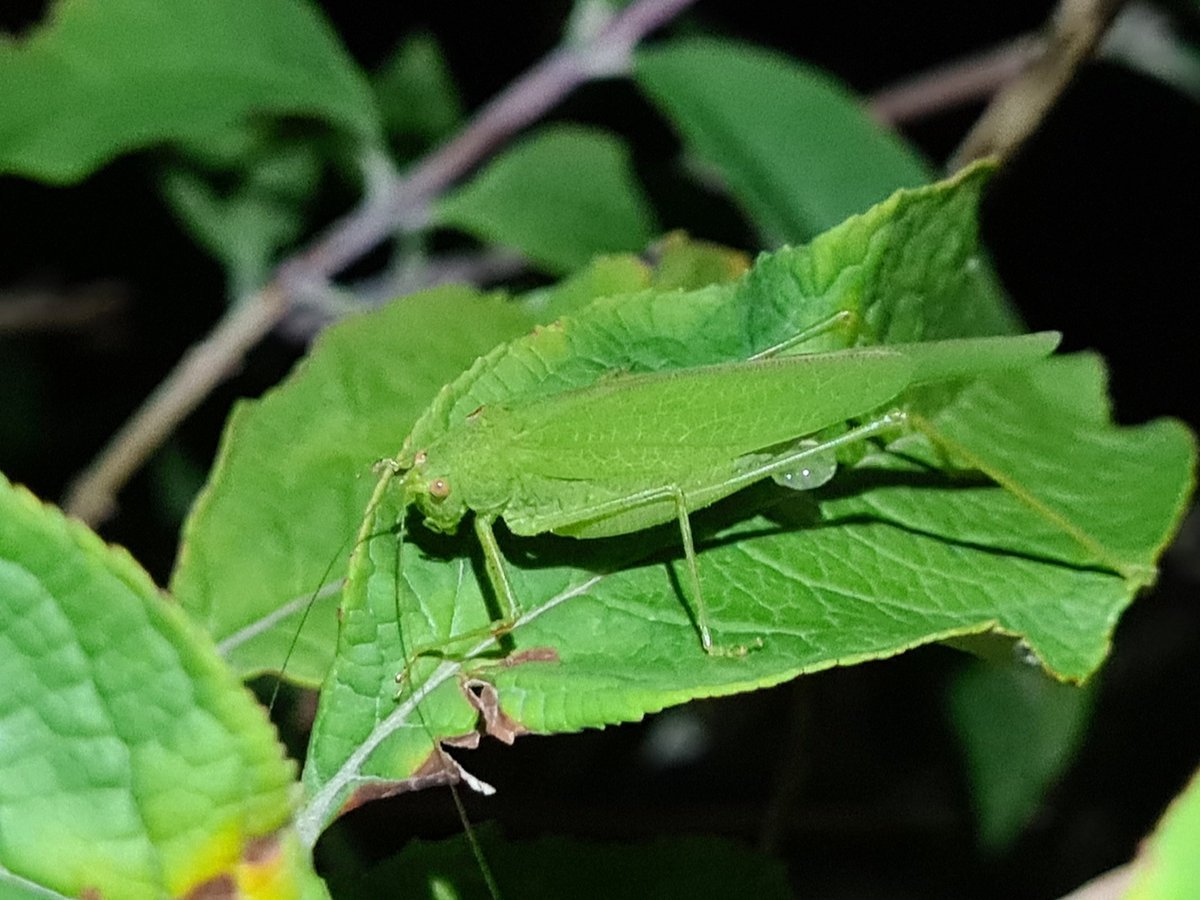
[{"xmin": 474, "ymin": 513, "xmax": 521, "ymax": 629}]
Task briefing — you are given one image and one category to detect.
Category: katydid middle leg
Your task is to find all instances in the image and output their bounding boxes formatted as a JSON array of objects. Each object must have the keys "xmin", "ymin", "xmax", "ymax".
[
  {"xmin": 640, "ymin": 413, "xmax": 909, "ymax": 657},
  {"xmin": 395, "ymin": 514, "xmax": 523, "ymax": 680}
]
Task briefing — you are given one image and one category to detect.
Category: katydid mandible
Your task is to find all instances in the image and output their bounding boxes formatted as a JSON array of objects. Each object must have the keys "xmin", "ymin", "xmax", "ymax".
[{"xmin": 380, "ymin": 331, "xmax": 1060, "ymax": 656}]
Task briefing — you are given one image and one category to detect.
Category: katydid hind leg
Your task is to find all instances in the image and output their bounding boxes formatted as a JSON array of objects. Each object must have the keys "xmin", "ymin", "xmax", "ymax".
[
  {"xmin": 659, "ymin": 413, "xmax": 906, "ymax": 658},
  {"xmin": 670, "ymin": 485, "xmax": 712, "ymax": 653},
  {"xmin": 669, "ymin": 486, "xmax": 760, "ymax": 658}
]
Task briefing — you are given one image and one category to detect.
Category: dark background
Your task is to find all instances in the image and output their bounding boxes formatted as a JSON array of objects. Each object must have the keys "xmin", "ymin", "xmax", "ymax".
[{"xmin": 2, "ymin": 2, "xmax": 1197, "ymax": 897}]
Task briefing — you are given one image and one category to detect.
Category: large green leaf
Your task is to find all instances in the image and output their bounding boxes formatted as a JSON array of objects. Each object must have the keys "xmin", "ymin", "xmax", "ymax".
[
  {"xmin": 0, "ymin": 474, "xmax": 325, "ymax": 899},
  {"xmin": 293, "ymin": 171, "xmax": 1195, "ymax": 836},
  {"xmin": 635, "ymin": 37, "xmax": 931, "ymax": 244},
  {"xmin": 0, "ymin": 0, "xmax": 380, "ymax": 183},
  {"xmin": 296, "ymin": 354, "xmax": 1192, "ymax": 839},
  {"xmin": 436, "ymin": 125, "xmax": 659, "ymax": 274},
  {"xmin": 173, "ymin": 168, "xmax": 1192, "ymax": 842}
]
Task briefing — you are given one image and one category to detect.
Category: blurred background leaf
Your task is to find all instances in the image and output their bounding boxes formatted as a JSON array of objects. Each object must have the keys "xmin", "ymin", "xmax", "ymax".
[
  {"xmin": 636, "ymin": 37, "xmax": 931, "ymax": 245},
  {"xmin": 0, "ymin": 0, "xmax": 381, "ymax": 183},
  {"xmin": 372, "ymin": 32, "xmax": 463, "ymax": 157},
  {"xmin": 436, "ymin": 125, "xmax": 658, "ymax": 274},
  {"xmin": 948, "ymin": 659, "xmax": 1096, "ymax": 852}
]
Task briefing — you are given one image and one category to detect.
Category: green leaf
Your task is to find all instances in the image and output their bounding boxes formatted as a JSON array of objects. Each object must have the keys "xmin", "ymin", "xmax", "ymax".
[
  {"xmin": 350, "ymin": 830, "xmax": 794, "ymax": 900},
  {"xmin": 1125, "ymin": 767, "xmax": 1200, "ymax": 899},
  {"xmin": 904, "ymin": 360, "xmax": 1195, "ymax": 587},
  {"xmin": 0, "ymin": 473, "xmax": 325, "ymax": 899},
  {"xmin": 948, "ymin": 660, "xmax": 1095, "ymax": 851},
  {"xmin": 435, "ymin": 124, "xmax": 659, "ymax": 274},
  {"xmin": 635, "ymin": 36, "xmax": 932, "ymax": 243},
  {"xmin": 300, "ymin": 348, "xmax": 1191, "ymax": 833},
  {"xmin": 176, "ymin": 167, "xmax": 1191, "ymax": 838},
  {"xmin": 0, "ymin": 0, "xmax": 380, "ymax": 183},
  {"xmin": 373, "ymin": 32, "xmax": 463, "ymax": 151},
  {"xmin": 171, "ymin": 286, "xmax": 538, "ymax": 687},
  {"xmin": 293, "ymin": 170, "xmax": 1193, "ymax": 834}
]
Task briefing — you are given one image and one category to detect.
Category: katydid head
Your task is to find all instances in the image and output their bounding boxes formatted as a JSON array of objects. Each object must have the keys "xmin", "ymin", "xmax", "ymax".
[{"xmin": 401, "ymin": 449, "xmax": 470, "ymax": 534}]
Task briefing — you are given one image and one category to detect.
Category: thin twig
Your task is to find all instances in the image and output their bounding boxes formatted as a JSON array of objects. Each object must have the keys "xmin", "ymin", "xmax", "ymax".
[
  {"xmin": 65, "ymin": 286, "xmax": 288, "ymax": 524},
  {"xmin": 278, "ymin": 0, "xmax": 699, "ymax": 284},
  {"xmin": 0, "ymin": 282, "xmax": 126, "ymax": 335},
  {"xmin": 950, "ymin": 0, "xmax": 1128, "ymax": 169},
  {"xmin": 870, "ymin": 35, "xmax": 1044, "ymax": 125},
  {"xmin": 63, "ymin": 0, "xmax": 699, "ymax": 525}
]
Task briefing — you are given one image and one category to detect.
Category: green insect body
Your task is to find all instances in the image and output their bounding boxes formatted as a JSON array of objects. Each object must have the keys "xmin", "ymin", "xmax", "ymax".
[
  {"xmin": 392, "ymin": 330, "xmax": 1060, "ymax": 655},
  {"xmin": 405, "ymin": 349, "xmax": 909, "ymax": 533}
]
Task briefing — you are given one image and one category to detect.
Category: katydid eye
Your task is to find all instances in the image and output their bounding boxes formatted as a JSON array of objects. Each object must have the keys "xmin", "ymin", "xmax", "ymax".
[{"xmin": 429, "ymin": 478, "xmax": 450, "ymax": 499}]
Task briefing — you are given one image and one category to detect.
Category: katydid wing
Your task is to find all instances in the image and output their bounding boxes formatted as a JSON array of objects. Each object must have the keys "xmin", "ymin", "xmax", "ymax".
[{"xmin": 393, "ymin": 331, "xmax": 1060, "ymax": 654}]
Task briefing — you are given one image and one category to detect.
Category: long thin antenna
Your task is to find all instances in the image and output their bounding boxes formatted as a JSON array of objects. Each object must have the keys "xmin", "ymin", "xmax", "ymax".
[{"xmin": 267, "ymin": 533, "xmax": 354, "ymax": 715}]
